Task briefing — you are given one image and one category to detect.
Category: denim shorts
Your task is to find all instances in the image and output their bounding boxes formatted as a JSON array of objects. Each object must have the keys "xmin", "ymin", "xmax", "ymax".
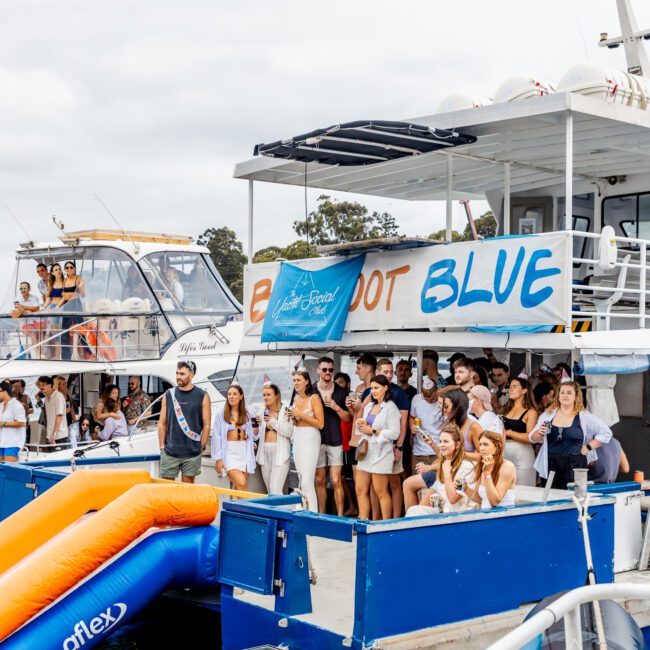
[
  {"xmin": 422, "ymin": 470, "xmax": 437, "ymax": 488},
  {"xmin": 0, "ymin": 447, "xmax": 21, "ymax": 458}
]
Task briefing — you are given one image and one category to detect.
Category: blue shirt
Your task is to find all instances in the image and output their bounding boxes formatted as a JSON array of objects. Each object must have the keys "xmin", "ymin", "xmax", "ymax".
[
  {"xmin": 548, "ymin": 414, "xmax": 584, "ymax": 456},
  {"xmin": 362, "ymin": 383, "xmax": 410, "ymax": 412}
]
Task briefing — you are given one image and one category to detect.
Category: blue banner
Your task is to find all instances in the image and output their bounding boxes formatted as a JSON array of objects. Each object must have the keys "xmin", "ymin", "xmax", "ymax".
[{"xmin": 261, "ymin": 255, "xmax": 365, "ymax": 343}]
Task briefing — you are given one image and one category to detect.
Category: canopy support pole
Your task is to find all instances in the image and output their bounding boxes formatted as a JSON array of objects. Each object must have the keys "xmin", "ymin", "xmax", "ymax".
[
  {"xmin": 503, "ymin": 162, "xmax": 511, "ymax": 235},
  {"xmin": 446, "ymin": 153, "xmax": 453, "ymax": 242},
  {"xmin": 416, "ymin": 347, "xmax": 424, "ymax": 391},
  {"xmin": 565, "ymin": 113, "xmax": 573, "ymax": 231},
  {"xmin": 552, "ymin": 195, "xmax": 558, "ymax": 231},
  {"xmin": 247, "ymin": 180, "xmax": 254, "ymax": 263}
]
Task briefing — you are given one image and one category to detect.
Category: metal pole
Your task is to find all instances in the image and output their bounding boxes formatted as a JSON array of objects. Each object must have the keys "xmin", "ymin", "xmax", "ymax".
[
  {"xmin": 446, "ymin": 153, "xmax": 453, "ymax": 242},
  {"xmin": 503, "ymin": 163, "xmax": 511, "ymax": 235},
  {"xmin": 247, "ymin": 179, "xmax": 254, "ymax": 263},
  {"xmin": 565, "ymin": 113, "xmax": 573, "ymax": 231},
  {"xmin": 552, "ymin": 195, "xmax": 558, "ymax": 231},
  {"xmin": 563, "ymin": 606, "xmax": 583, "ymax": 649},
  {"xmin": 416, "ymin": 346, "xmax": 424, "ymax": 391}
]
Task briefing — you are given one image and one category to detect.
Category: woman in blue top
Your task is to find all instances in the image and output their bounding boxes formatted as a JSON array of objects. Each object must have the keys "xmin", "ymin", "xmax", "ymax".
[{"xmin": 530, "ymin": 381, "xmax": 612, "ymax": 490}]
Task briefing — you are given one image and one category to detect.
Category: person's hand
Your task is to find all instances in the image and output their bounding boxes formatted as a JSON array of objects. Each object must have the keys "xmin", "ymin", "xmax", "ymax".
[
  {"xmin": 482, "ymin": 454, "xmax": 495, "ymax": 475},
  {"xmin": 442, "ymin": 459, "xmax": 452, "ymax": 475},
  {"xmin": 110, "ymin": 412, "xmax": 120, "ymax": 420},
  {"xmin": 425, "ymin": 437, "xmax": 438, "ymax": 453},
  {"xmin": 581, "ymin": 445, "xmax": 589, "ymax": 456},
  {"xmin": 264, "ymin": 413, "xmax": 271, "ymax": 423},
  {"xmin": 410, "ymin": 421, "xmax": 419, "ymax": 435},
  {"xmin": 324, "ymin": 395, "xmax": 333, "ymax": 409},
  {"xmin": 393, "ymin": 447, "xmax": 402, "ymax": 462},
  {"xmin": 415, "ymin": 462, "xmax": 427, "ymax": 474},
  {"xmin": 357, "ymin": 421, "xmax": 372, "ymax": 435},
  {"xmin": 216, "ymin": 460, "xmax": 225, "ymax": 475}
]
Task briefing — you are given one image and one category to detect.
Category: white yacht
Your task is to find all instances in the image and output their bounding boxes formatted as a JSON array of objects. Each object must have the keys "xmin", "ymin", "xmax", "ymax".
[{"xmin": 0, "ymin": 228, "xmax": 242, "ymax": 469}]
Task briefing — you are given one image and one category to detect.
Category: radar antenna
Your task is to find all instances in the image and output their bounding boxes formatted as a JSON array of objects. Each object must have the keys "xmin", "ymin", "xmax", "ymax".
[{"xmin": 599, "ymin": 0, "xmax": 650, "ymax": 75}]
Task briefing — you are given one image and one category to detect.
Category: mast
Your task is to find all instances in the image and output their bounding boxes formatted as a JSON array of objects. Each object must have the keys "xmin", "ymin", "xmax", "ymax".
[{"xmin": 599, "ymin": 0, "xmax": 650, "ymax": 75}]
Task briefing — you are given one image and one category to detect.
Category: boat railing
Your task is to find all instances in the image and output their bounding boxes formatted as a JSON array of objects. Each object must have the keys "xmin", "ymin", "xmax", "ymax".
[
  {"xmin": 486, "ymin": 582, "xmax": 650, "ymax": 650},
  {"xmin": 569, "ymin": 229, "xmax": 650, "ymax": 331},
  {"xmin": 0, "ymin": 312, "xmax": 167, "ymax": 362}
]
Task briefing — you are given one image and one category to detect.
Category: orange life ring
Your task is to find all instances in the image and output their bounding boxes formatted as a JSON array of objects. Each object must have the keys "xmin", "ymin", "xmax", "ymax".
[{"xmin": 73, "ymin": 323, "xmax": 117, "ymax": 361}]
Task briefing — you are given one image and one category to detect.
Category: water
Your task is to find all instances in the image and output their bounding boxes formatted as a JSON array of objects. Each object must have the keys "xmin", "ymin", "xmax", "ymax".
[{"xmin": 98, "ymin": 596, "xmax": 221, "ymax": 649}]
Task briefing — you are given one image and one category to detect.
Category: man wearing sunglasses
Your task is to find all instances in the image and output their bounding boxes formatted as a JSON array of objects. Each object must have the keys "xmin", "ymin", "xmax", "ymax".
[{"xmin": 314, "ymin": 356, "xmax": 351, "ymax": 516}]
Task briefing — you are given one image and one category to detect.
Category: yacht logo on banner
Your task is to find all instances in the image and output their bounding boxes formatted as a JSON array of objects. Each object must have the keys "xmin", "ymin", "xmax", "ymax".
[{"xmin": 261, "ymin": 255, "xmax": 365, "ymax": 342}]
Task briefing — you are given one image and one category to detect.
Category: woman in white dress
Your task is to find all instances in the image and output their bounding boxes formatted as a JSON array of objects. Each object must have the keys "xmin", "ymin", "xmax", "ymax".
[
  {"xmin": 468, "ymin": 430, "xmax": 517, "ymax": 509},
  {"xmin": 502, "ymin": 377, "xmax": 538, "ymax": 487},
  {"xmin": 355, "ymin": 374, "xmax": 401, "ymax": 520},
  {"xmin": 406, "ymin": 424, "xmax": 476, "ymax": 516},
  {"xmin": 256, "ymin": 383, "xmax": 293, "ymax": 495},
  {"xmin": 212, "ymin": 384, "xmax": 257, "ymax": 493},
  {"xmin": 288, "ymin": 370, "xmax": 324, "ymax": 512}
]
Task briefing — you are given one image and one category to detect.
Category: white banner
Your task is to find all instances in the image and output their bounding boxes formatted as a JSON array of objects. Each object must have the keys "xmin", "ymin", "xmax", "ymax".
[{"xmin": 245, "ymin": 233, "xmax": 571, "ymax": 336}]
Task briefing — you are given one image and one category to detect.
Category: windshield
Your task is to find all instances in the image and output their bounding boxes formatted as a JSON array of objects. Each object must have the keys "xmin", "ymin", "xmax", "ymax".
[
  {"xmin": 4, "ymin": 246, "xmax": 158, "ymax": 315},
  {"xmin": 140, "ymin": 252, "xmax": 239, "ymax": 332}
]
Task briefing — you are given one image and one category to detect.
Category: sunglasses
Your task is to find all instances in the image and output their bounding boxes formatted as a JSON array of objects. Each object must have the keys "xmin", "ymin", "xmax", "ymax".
[
  {"xmin": 65, "ymin": 265, "xmax": 75, "ymax": 270},
  {"xmin": 20, "ymin": 286, "xmax": 29, "ymax": 291},
  {"xmin": 320, "ymin": 367, "xmax": 334, "ymax": 372}
]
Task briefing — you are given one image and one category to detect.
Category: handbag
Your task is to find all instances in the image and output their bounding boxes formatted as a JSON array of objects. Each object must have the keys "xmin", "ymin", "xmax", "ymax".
[{"xmin": 355, "ymin": 437, "xmax": 368, "ymax": 461}]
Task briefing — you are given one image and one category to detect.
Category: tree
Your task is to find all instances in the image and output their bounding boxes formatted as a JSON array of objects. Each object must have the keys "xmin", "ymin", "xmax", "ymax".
[
  {"xmin": 197, "ymin": 227, "xmax": 248, "ymax": 302},
  {"xmin": 293, "ymin": 194, "xmax": 400, "ymax": 245},
  {"xmin": 253, "ymin": 240, "xmax": 319, "ymax": 263},
  {"xmin": 428, "ymin": 210, "xmax": 497, "ymax": 242}
]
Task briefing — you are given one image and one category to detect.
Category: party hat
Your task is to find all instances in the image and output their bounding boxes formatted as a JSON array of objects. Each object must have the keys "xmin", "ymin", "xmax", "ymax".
[
  {"xmin": 560, "ymin": 368, "xmax": 572, "ymax": 384},
  {"xmin": 422, "ymin": 376, "xmax": 434, "ymax": 391}
]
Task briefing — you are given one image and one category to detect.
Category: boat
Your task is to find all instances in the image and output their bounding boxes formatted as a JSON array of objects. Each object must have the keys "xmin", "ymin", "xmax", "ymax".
[{"xmin": 0, "ymin": 228, "xmax": 243, "ymax": 475}]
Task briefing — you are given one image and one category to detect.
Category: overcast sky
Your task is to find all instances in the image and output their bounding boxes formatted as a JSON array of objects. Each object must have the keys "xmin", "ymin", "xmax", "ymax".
[{"xmin": 2, "ymin": 0, "xmax": 650, "ymax": 283}]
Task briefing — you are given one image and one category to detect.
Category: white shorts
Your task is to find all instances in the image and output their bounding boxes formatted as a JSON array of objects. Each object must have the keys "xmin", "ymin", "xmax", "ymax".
[{"xmin": 317, "ymin": 443, "xmax": 343, "ymax": 469}]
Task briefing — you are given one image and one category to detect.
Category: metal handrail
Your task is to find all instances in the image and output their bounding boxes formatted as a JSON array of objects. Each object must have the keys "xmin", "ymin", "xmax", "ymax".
[{"xmin": 486, "ymin": 583, "xmax": 650, "ymax": 650}]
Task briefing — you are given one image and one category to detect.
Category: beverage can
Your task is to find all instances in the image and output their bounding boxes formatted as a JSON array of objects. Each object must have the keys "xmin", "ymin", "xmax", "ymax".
[
  {"xmin": 414, "ymin": 417, "xmax": 422, "ymax": 428},
  {"xmin": 264, "ymin": 409, "xmax": 270, "ymax": 417},
  {"xmin": 634, "ymin": 470, "xmax": 645, "ymax": 484}
]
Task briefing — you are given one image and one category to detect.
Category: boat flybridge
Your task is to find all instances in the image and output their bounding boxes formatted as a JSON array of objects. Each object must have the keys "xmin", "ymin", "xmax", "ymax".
[{"xmin": 0, "ymin": 229, "xmax": 242, "ymax": 464}]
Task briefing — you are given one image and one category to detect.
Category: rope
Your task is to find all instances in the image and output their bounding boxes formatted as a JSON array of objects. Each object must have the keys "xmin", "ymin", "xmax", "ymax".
[
  {"xmin": 572, "ymin": 493, "xmax": 607, "ymax": 649},
  {"xmin": 291, "ymin": 484, "xmax": 318, "ymax": 585}
]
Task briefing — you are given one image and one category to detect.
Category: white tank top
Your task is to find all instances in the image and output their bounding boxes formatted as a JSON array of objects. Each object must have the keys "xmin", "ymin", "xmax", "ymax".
[{"xmin": 478, "ymin": 484, "xmax": 515, "ymax": 509}]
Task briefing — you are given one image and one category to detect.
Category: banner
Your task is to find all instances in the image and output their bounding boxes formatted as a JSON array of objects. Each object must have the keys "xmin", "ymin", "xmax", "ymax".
[
  {"xmin": 261, "ymin": 255, "xmax": 365, "ymax": 343},
  {"xmin": 247, "ymin": 233, "xmax": 571, "ymax": 338}
]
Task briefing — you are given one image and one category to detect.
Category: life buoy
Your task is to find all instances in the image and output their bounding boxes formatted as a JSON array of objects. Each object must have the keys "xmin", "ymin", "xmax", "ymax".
[{"xmin": 71, "ymin": 322, "xmax": 117, "ymax": 362}]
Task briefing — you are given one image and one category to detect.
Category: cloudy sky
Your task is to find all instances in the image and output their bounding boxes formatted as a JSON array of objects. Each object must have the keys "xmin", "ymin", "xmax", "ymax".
[{"xmin": 2, "ymin": 0, "xmax": 650, "ymax": 283}]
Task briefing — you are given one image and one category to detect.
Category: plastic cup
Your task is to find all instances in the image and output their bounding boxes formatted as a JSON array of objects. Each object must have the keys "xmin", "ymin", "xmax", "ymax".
[{"xmin": 634, "ymin": 470, "xmax": 644, "ymax": 484}]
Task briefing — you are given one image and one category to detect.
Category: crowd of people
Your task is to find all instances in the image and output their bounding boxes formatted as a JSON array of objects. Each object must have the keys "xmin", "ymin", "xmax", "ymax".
[
  {"xmin": 0, "ymin": 374, "xmax": 154, "ymax": 460},
  {"xmin": 170, "ymin": 350, "xmax": 625, "ymax": 520}
]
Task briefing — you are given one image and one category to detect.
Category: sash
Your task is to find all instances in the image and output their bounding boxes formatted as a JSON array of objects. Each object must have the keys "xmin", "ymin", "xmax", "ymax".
[{"xmin": 168, "ymin": 388, "xmax": 201, "ymax": 441}]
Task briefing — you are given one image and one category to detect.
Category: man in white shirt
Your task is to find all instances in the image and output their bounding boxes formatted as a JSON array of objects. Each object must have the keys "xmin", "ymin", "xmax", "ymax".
[
  {"xmin": 0, "ymin": 380, "xmax": 27, "ymax": 462},
  {"xmin": 42, "ymin": 376, "xmax": 69, "ymax": 448},
  {"xmin": 409, "ymin": 377, "xmax": 442, "ymax": 473},
  {"xmin": 468, "ymin": 385, "xmax": 504, "ymax": 437}
]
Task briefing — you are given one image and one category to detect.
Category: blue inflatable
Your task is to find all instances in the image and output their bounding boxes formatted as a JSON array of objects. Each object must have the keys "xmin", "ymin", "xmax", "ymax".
[{"xmin": 2, "ymin": 525, "xmax": 219, "ymax": 650}]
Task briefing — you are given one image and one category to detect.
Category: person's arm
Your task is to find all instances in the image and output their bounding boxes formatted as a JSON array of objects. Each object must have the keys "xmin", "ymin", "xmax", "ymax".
[
  {"xmin": 201, "ymin": 393, "xmax": 211, "ymax": 450},
  {"xmin": 157, "ymin": 394, "xmax": 167, "ymax": 450},
  {"xmin": 581, "ymin": 412, "xmax": 613, "ymax": 455},
  {"xmin": 483, "ymin": 462, "xmax": 516, "ymax": 507},
  {"xmin": 442, "ymin": 467, "xmax": 465, "ymax": 505},
  {"xmin": 26, "ymin": 399, "xmax": 34, "ymax": 416},
  {"xmin": 620, "ymin": 447, "xmax": 630, "ymax": 474},
  {"xmin": 373, "ymin": 404, "xmax": 401, "ymax": 443},
  {"xmin": 333, "ymin": 391, "xmax": 351, "ymax": 423},
  {"xmin": 419, "ymin": 488, "xmax": 435, "ymax": 507},
  {"xmin": 0, "ymin": 406, "xmax": 26, "ymax": 428},
  {"xmin": 529, "ymin": 412, "xmax": 552, "ymax": 443},
  {"xmin": 464, "ymin": 422, "xmax": 482, "ymax": 462},
  {"xmin": 77, "ymin": 277, "xmax": 86, "ymax": 298},
  {"xmin": 271, "ymin": 407, "xmax": 294, "ymax": 439}
]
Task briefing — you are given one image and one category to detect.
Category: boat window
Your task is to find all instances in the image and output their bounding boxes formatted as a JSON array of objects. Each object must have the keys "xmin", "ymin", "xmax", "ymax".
[
  {"xmin": 572, "ymin": 215, "xmax": 590, "ymax": 261},
  {"xmin": 141, "ymin": 252, "xmax": 237, "ymax": 315},
  {"xmin": 603, "ymin": 192, "xmax": 650, "ymax": 247},
  {"xmin": 207, "ymin": 369, "xmax": 237, "ymax": 395}
]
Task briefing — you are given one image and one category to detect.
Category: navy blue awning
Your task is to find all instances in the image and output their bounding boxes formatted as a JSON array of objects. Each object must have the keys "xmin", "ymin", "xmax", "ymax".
[{"xmin": 254, "ymin": 120, "xmax": 477, "ymax": 166}]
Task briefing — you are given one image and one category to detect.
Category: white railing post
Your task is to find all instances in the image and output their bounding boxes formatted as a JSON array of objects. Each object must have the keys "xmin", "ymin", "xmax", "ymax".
[
  {"xmin": 446, "ymin": 153, "xmax": 453, "ymax": 242},
  {"xmin": 503, "ymin": 162, "xmax": 511, "ymax": 235},
  {"xmin": 563, "ymin": 606, "xmax": 583, "ymax": 649},
  {"xmin": 565, "ymin": 112, "xmax": 573, "ymax": 231},
  {"xmin": 640, "ymin": 241, "xmax": 647, "ymax": 328},
  {"xmin": 248, "ymin": 179, "xmax": 254, "ymax": 263}
]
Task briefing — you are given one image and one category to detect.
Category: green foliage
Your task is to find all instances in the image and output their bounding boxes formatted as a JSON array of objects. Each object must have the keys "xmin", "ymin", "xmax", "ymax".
[
  {"xmin": 197, "ymin": 227, "xmax": 248, "ymax": 302},
  {"xmin": 293, "ymin": 195, "xmax": 400, "ymax": 245},
  {"xmin": 253, "ymin": 240, "xmax": 319, "ymax": 263},
  {"xmin": 428, "ymin": 210, "xmax": 497, "ymax": 242}
]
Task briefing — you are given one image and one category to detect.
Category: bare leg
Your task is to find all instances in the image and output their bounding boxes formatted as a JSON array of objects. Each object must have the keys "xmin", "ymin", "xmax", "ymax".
[
  {"xmin": 228, "ymin": 469, "xmax": 248, "ymax": 497},
  {"xmin": 403, "ymin": 474, "xmax": 427, "ymax": 511},
  {"xmin": 330, "ymin": 465, "xmax": 345, "ymax": 516},
  {"xmin": 355, "ymin": 470, "xmax": 372, "ymax": 520},
  {"xmin": 370, "ymin": 485, "xmax": 380, "ymax": 521},
  {"xmin": 390, "ymin": 473, "xmax": 404, "ymax": 518},
  {"xmin": 315, "ymin": 466, "xmax": 328, "ymax": 513},
  {"xmin": 181, "ymin": 474, "xmax": 196, "ymax": 484},
  {"xmin": 371, "ymin": 474, "xmax": 392, "ymax": 520}
]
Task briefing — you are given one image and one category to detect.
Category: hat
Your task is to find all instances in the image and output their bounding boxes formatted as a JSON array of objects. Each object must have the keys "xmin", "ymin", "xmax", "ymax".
[
  {"xmin": 263, "ymin": 374, "xmax": 272, "ymax": 386},
  {"xmin": 422, "ymin": 376, "xmax": 434, "ymax": 391},
  {"xmin": 517, "ymin": 371, "xmax": 528, "ymax": 380},
  {"xmin": 469, "ymin": 385, "xmax": 493, "ymax": 411},
  {"xmin": 177, "ymin": 359, "xmax": 196, "ymax": 374},
  {"xmin": 230, "ymin": 377, "xmax": 241, "ymax": 387},
  {"xmin": 447, "ymin": 352, "xmax": 467, "ymax": 365},
  {"xmin": 560, "ymin": 369, "xmax": 572, "ymax": 384},
  {"xmin": 0, "ymin": 380, "xmax": 13, "ymax": 396}
]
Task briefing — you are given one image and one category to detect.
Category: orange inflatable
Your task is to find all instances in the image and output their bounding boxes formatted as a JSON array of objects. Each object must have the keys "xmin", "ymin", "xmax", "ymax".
[
  {"xmin": 0, "ymin": 483, "xmax": 219, "ymax": 640},
  {"xmin": 72, "ymin": 322, "xmax": 118, "ymax": 361},
  {"xmin": 0, "ymin": 469, "xmax": 151, "ymax": 574}
]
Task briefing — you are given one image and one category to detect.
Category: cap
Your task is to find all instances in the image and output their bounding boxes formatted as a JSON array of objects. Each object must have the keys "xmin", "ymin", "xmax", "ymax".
[
  {"xmin": 177, "ymin": 359, "xmax": 196, "ymax": 374},
  {"xmin": 0, "ymin": 379, "xmax": 13, "ymax": 395},
  {"xmin": 469, "ymin": 385, "xmax": 493, "ymax": 411},
  {"xmin": 447, "ymin": 352, "xmax": 467, "ymax": 365}
]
